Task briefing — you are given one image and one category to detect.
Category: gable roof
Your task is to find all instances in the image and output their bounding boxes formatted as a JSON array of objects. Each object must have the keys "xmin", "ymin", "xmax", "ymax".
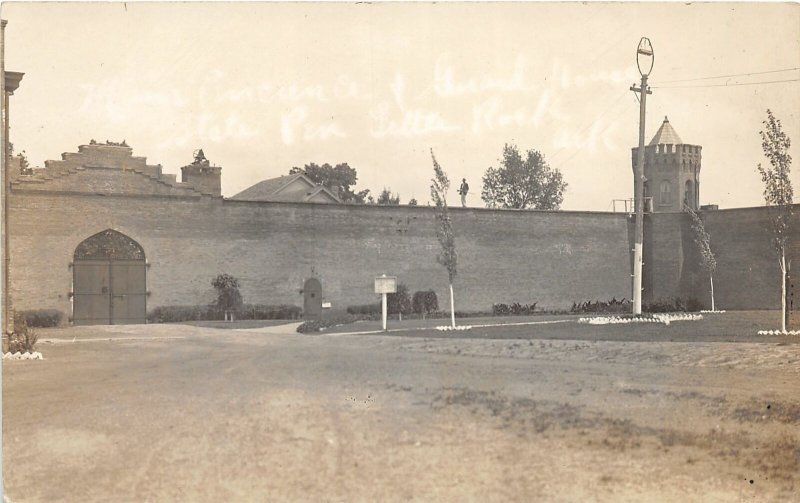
[
  {"xmin": 649, "ymin": 116, "xmax": 683, "ymax": 145},
  {"xmin": 231, "ymin": 172, "xmax": 342, "ymax": 203}
]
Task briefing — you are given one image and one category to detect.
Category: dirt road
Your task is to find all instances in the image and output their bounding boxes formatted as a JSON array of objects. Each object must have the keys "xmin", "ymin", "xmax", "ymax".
[{"xmin": 3, "ymin": 320, "xmax": 798, "ymax": 502}]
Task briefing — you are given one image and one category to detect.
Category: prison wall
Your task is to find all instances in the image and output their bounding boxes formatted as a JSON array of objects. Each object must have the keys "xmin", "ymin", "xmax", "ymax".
[{"xmin": 8, "ymin": 192, "xmax": 633, "ymax": 318}]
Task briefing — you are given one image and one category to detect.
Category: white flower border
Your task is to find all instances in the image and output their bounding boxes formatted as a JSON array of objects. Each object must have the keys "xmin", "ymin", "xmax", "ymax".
[
  {"xmin": 700, "ymin": 310, "xmax": 727, "ymax": 313},
  {"xmin": 435, "ymin": 325, "xmax": 473, "ymax": 331},
  {"xmin": 3, "ymin": 351, "xmax": 44, "ymax": 360},
  {"xmin": 757, "ymin": 329, "xmax": 800, "ymax": 336},
  {"xmin": 578, "ymin": 313, "xmax": 703, "ymax": 326}
]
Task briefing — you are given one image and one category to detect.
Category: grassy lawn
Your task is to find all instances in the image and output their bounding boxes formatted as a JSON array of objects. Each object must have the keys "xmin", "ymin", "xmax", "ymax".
[
  {"xmin": 173, "ymin": 319, "xmax": 299, "ymax": 330},
  {"xmin": 319, "ymin": 310, "xmax": 798, "ymax": 344}
]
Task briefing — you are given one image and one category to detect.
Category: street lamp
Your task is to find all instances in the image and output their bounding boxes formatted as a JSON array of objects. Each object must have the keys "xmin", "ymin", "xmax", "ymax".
[{"xmin": 630, "ymin": 37, "xmax": 653, "ymax": 315}]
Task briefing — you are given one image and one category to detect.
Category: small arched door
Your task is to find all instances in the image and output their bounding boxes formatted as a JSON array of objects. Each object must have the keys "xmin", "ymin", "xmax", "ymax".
[
  {"xmin": 73, "ymin": 229, "xmax": 146, "ymax": 325},
  {"xmin": 303, "ymin": 278, "xmax": 322, "ymax": 318}
]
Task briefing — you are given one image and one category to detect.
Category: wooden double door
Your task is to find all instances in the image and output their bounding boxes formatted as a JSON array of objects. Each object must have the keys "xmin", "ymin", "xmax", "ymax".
[{"xmin": 72, "ymin": 230, "xmax": 147, "ymax": 325}]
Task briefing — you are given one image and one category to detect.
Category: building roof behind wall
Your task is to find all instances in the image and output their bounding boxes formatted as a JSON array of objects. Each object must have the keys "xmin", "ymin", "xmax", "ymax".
[{"xmin": 230, "ymin": 172, "xmax": 341, "ymax": 204}]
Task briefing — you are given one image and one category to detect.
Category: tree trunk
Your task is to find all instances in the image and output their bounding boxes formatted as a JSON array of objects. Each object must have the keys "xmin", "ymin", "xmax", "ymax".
[
  {"xmin": 709, "ymin": 273, "xmax": 715, "ymax": 312},
  {"xmin": 449, "ymin": 283, "xmax": 456, "ymax": 328},
  {"xmin": 781, "ymin": 249, "xmax": 787, "ymax": 333}
]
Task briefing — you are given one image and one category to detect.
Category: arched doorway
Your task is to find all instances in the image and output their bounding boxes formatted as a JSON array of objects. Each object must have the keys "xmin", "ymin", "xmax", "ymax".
[
  {"xmin": 303, "ymin": 278, "xmax": 322, "ymax": 319},
  {"xmin": 73, "ymin": 229, "xmax": 146, "ymax": 325}
]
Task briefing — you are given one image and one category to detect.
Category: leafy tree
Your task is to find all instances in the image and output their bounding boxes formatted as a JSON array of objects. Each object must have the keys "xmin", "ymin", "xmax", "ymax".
[
  {"xmin": 387, "ymin": 283, "xmax": 412, "ymax": 320},
  {"xmin": 430, "ymin": 150, "xmax": 458, "ymax": 328},
  {"xmin": 17, "ymin": 151, "xmax": 32, "ymax": 176},
  {"xmin": 757, "ymin": 109, "xmax": 794, "ymax": 332},
  {"xmin": 685, "ymin": 206, "xmax": 718, "ymax": 311},
  {"xmin": 408, "ymin": 198, "xmax": 418, "ymax": 206},
  {"xmin": 481, "ymin": 144, "xmax": 567, "ymax": 210},
  {"xmin": 290, "ymin": 163, "xmax": 370, "ymax": 203},
  {"xmin": 212, "ymin": 273, "xmax": 243, "ymax": 321},
  {"xmin": 376, "ymin": 187, "xmax": 401, "ymax": 205}
]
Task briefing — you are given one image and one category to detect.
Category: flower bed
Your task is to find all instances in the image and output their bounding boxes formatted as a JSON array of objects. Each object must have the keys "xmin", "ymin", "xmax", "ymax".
[
  {"xmin": 578, "ymin": 313, "xmax": 703, "ymax": 326},
  {"xmin": 757, "ymin": 329, "xmax": 800, "ymax": 336},
  {"xmin": 3, "ymin": 351, "xmax": 44, "ymax": 360},
  {"xmin": 435, "ymin": 325, "xmax": 473, "ymax": 331}
]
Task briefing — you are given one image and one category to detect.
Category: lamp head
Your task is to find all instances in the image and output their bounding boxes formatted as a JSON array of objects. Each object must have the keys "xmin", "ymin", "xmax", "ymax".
[{"xmin": 636, "ymin": 37, "xmax": 654, "ymax": 77}]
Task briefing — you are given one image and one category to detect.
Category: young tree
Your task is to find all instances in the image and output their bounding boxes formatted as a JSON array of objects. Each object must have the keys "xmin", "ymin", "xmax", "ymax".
[
  {"xmin": 212, "ymin": 273, "xmax": 243, "ymax": 321},
  {"xmin": 685, "ymin": 206, "xmax": 718, "ymax": 311},
  {"xmin": 757, "ymin": 109, "xmax": 794, "ymax": 332},
  {"xmin": 481, "ymin": 144, "xmax": 567, "ymax": 210},
  {"xmin": 290, "ymin": 163, "xmax": 370, "ymax": 203},
  {"xmin": 376, "ymin": 187, "xmax": 401, "ymax": 205},
  {"xmin": 430, "ymin": 150, "xmax": 458, "ymax": 328},
  {"xmin": 408, "ymin": 198, "xmax": 418, "ymax": 206}
]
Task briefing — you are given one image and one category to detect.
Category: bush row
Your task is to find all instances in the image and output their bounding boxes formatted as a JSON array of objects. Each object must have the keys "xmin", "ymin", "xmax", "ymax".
[
  {"xmin": 346, "ymin": 303, "xmax": 382, "ymax": 316},
  {"xmin": 346, "ymin": 288, "xmax": 439, "ymax": 319},
  {"xmin": 571, "ymin": 297, "xmax": 705, "ymax": 314},
  {"xmin": 15, "ymin": 309, "xmax": 64, "ymax": 328},
  {"xmin": 571, "ymin": 298, "xmax": 631, "ymax": 314},
  {"xmin": 491, "ymin": 302, "xmax": 538, "ymax": 316},
  {"xmin": 147, "ymin": 304, "xmax": 302, "ymax": 323}
]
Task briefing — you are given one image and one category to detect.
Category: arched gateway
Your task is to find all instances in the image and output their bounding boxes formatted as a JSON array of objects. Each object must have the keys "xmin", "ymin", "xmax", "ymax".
[{"xmin": 72, "ymin": 229, "xmax": 147, "ymax": 325}]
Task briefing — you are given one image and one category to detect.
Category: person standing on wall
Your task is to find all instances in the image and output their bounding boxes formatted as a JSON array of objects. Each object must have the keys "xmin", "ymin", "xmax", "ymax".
[{"xmin": 458, "ymin": 178, "xmax": 469, "ymax": 207}]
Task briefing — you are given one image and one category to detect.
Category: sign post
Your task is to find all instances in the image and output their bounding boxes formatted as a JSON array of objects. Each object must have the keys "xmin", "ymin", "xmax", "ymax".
[{"xmin": 374, "ymin": 274, "xmax": 397, "ymax": 331}]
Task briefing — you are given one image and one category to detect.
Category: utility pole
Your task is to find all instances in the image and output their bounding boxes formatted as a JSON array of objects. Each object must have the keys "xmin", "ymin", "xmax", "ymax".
[
  {"xmin": 630, "ymin": 37, "xmax": 653, "ymax": 315},
  {"xmin": 1, "ymin": 19, "xmax": 8, "ymax": 335}
]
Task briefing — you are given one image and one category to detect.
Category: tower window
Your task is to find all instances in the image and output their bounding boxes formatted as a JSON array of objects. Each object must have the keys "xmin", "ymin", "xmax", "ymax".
[{"xmin": 660, "ymin": 181, "xmax": 671, "ymax": 204}]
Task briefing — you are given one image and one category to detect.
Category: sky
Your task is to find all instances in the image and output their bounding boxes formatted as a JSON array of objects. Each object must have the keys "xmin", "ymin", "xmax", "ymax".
[{"xmin": 3, "ymin": 2, "xmax": 799, "ymax": 210}]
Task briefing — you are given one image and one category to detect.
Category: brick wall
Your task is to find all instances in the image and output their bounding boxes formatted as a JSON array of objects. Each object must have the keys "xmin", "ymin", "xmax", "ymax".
[
  {"xmin": 11, "ymin": 181, "xmax": 793, "ymax": 321},
  {"xmin": 647, "ymin": 207, "xmax": 800, "ymax": 310},
  {"xmin": 8, "ymin": 191, "xmax": 632, "ymax": 318}
]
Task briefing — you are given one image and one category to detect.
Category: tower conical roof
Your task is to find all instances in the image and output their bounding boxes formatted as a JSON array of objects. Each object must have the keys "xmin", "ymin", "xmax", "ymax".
[{"xmin": 649, "ymin": 116, "xmax": 682, "ymax": 145}]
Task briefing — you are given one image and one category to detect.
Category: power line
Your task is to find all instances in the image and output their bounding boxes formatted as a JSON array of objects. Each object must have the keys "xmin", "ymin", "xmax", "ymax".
[
  {"xmin": 654, "ymin": 67, "xmax": 799, "ymax": 85},
  {"xmin": 652, "ymin": 78, "xmax": 800, "ymax": 89},
  {"xmin": 552, "ymin": 95, "xmax": 638, "ymax": 169},
  {"xmin": 549, "ymin": 90, "xmax": 630, "ymax": 162}
]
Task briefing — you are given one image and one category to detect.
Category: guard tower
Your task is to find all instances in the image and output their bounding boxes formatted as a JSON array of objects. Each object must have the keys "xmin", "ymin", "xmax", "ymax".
[
  {"xmin": 632, "ymin": 117, "xmax": 702, "ymax": 212},
  {"xmin": 180, "ymin": 149, "xmax": 221, "ymax": 196}
]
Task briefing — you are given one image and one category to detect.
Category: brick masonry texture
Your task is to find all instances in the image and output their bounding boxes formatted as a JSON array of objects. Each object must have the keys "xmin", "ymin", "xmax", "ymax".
[
  {"xmin": 8, "ymin": 164, "xmax": 798, "ymax": 320},
  {"xmin": 8, "ymin": 190, "xmax": 632, "ymax": 317}
]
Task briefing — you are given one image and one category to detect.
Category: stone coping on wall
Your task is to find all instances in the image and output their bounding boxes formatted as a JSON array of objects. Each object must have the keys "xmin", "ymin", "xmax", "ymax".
[{"xmin": 220, "ymin": 198, "xmax": 634, "ymax": 217}]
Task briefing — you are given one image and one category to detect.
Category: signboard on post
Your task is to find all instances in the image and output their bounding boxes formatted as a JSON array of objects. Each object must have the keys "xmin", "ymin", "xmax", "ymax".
[
  {"xmin": 374, "ymin": 275, "xmax": 397, "ymax": 294},
  {"xmin": 374, "ymin": 274, "xmax": 397, "ymax": 331}
]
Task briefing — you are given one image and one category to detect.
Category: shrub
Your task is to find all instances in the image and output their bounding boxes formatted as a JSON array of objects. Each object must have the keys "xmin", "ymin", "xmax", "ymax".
[
  {"xmin": 4, "ymin": 315, "xmax": 39, "ymax": 353},
  {"xmin": 491, "ymin": 302, "xmax": 538, "ymax": 316},
  {"xmin": 412, "ymin": 290, "xmax": 439, "ymax": 319},
  {"xmin": 16, "ymin": 309, "xmax": 64, "ymax": 327}
]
